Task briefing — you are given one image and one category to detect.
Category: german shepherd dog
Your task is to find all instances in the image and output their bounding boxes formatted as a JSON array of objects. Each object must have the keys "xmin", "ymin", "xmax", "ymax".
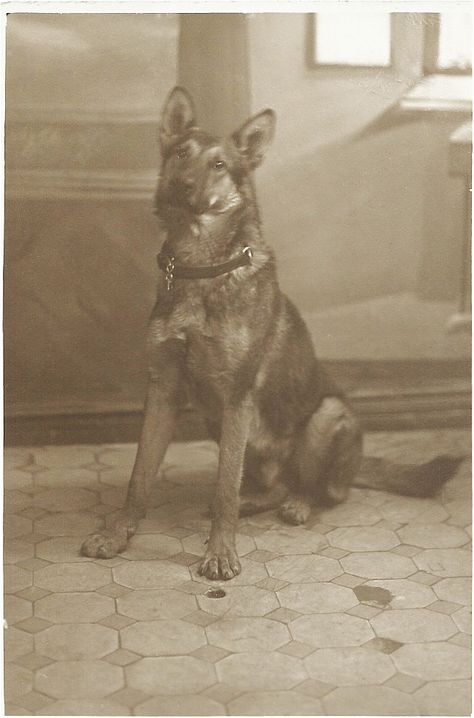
[{"xmin": 81, "ymin": 87, "xmax": 462, "ymax": 579}]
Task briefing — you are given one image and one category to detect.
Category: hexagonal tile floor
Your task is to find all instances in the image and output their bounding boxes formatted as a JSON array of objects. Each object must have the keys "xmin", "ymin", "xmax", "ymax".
[{"xmin": 3, "ymin": 429, "xmax": 472, "ymax": 716}]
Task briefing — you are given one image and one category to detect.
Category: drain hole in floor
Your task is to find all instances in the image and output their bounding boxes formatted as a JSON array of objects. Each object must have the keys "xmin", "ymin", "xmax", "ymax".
[{"xmin": 205, "ymin": 588, "xmax": 226, "ymax": 599}]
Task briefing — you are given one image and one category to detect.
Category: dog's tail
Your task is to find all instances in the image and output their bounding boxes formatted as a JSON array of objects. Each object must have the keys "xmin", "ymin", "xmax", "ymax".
[{"xmin": 354, "ymin": 454, "xmax": 466, "ymax": 498}]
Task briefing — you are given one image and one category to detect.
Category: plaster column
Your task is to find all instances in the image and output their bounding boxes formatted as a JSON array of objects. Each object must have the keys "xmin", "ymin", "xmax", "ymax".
[{"xmin": 178, "ymin": 13, "xmax": 252, "ymax": 136}]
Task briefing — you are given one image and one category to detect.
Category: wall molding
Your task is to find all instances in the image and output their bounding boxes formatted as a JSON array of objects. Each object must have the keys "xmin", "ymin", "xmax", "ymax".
[
  {"xmin": 6, "ymin": 168, "xmax": 158, "ymax": 201},
  {"xmin": 7, "ymin": 106, "xmax": 160, "ymax": 126}
]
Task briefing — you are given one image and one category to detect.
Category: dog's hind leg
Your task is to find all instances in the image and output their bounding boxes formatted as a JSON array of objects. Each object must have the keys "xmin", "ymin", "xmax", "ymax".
[
  {"xmin": 81, "ymin": 338, "xmax": 183, "ymax": 558},
  {"xmin": 280, "ymin": 397, "xmax": 362, "ymax": 525}
]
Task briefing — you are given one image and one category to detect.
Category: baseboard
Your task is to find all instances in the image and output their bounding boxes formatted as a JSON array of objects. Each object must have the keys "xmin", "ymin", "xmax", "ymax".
[{"xmin": 5, "ymin": 360, "xmax": 471, "ymax": 446}]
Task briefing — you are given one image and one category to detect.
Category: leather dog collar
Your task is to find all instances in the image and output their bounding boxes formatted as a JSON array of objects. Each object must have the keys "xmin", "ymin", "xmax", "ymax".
[{"xmin": 157, "ymin": 246, "xmax": 253, "ymax": 291}]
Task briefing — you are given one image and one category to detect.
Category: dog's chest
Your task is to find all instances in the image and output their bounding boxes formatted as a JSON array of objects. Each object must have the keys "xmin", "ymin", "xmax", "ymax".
[{"xmin": 149, "ymin": 293, "xmax": 251, "ymax": 387}]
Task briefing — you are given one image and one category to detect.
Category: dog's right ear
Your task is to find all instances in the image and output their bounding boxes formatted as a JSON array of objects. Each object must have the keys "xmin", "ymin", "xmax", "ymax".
[{"xmin": 159, "ymin": 86, "xmax": 197, "ymax": 151}]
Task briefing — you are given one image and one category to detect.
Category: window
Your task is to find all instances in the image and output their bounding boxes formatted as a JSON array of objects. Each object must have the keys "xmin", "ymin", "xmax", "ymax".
[
  {"xmin": 312, "ymin": 13, "xmax": 391, "ymax": 68},
  {"xmin": 429, "ymin": 12, "xmax": 472, "ymax": 73},
  {"xmin": 308, "ymin": 11, "xmax": 472, "ymax": 74}
]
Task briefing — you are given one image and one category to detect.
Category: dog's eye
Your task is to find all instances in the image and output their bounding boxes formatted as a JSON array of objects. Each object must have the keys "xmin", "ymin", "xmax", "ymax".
[
  {"xmin": 214, "ymin": 160, "xmax": 226, "ymax": 171},
  {"xmin": 176, "ymin": 147, "xmax": 188, "ymax": 160}
]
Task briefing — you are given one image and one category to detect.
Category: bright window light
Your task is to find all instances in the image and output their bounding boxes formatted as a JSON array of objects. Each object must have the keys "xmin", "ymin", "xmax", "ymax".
[
  {"xmin": 437, "ymin": 12, "xmax": 472, "ymax": 71},
  {"xmin": 314, "ymin": 13, "xmax": 391, "ymax": 67}
]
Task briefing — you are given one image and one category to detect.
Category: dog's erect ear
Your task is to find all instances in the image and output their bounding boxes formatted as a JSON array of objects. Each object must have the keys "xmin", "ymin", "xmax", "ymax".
[
  {"xmin": 232, "ymin": 109, "xmax": 276, "ymax": 168},
  {"xmin": 159, "ymin": 86, "xmax": 197, "ymax": 150}
]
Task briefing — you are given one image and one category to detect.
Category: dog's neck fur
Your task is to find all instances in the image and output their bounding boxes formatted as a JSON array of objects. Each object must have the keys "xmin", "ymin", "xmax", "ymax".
[{"xmin": 158, "ymin": 176, "xmax": 268, "ymax": 268}]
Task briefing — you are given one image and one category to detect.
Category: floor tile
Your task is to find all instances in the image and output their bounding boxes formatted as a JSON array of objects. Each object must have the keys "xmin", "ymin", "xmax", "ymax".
[
  {"xmin": 428, "ymin": 598, "xmax": 464, "ymax": 614},
  {"xmin": 35, "ymin": 623, "xmax": 118, "ymax": 660},
  {"xmin": 196, "ymin": 584, "xmax": 279, "ymax": 617},
  {"xmin": 190, "ymin": 645, "xmax": 229, "ymax": 663},
  {"xmin": 216, "ymin": 651, "xmax": 307, "ymax": 692},
  {"xmin": 297, "ymin": 677, "xmax": 335, "ymax": 698},
  {"xmin": 278, "ymin": 582, "xmax": 358, "ymax": 614},
  {"xmin": 13, "ymin": 691, "xmax": 53, "ymax": 713},
  {"xmin": 278, "ymin": 640, "xmax": 315, "ymax": 658},
  {"xmin": 4, "ymin": 664, "xmax": 33, "ymax": 701},
  {"xmin": 4, "ymin": 469, "xmax": 35, "ymax": 492},
  {"xmin": 35, "ymin": 537, "xmax": 92, "ymax": 563},
  {"xmin": 4, "ymin": 433, "xmax": 471, "ymax": 715},
  {"xmin": 34, "ymin": 511, "xmax": 104, "ymax": 537},
  {"xmin": 4, "ymin": 565, "xmax": 32, "ymax": 594},
  {"xmin": 414, "ymin": 548, "xmax": 471, "ymax": 578},
  {"xmin": 3, "ymin": 702, "xmax": 32, "ymax": 715},
  {"xmin": 121, "ymin": 533, "xmax": 183, "ymax": 560},
  {"xmin": 4, "ymin": 627, "xmax": 34, "ymax": 662},
  {"xmin": 33, "ymin": 446, "xmax": 97, "ymax": 469},
  {"xmin": 34, "ymin": 468, "xmax": 99, "ymax": 489},
  {"xmin": 255, "ymin": 527, "xmax": 326, "ymax": 555},
  {"xmin": 371, "ymin": 607, "xmax": 457, "ymax": 642},
  {"xmin": 35, "ymin": 698, "xmax": 130, "ymax": 715},
  {"xmin": 380, "ymin": 497, "xmax": 449, "ymax": 524},
  {"xmin": 4, "ymin": 539, "xmax": 35, "ymax": 565},
  {"xmin": 414, "ymin": 679, "xmax": 471, "ymax": 716},
  {"xmin": 135, "ymin": 694, "xmax": 225, "ymax": 715},
  {"xmin": 398, "ymin": 522, "xmax": 470, "ymax": 548},
  {"xmin": 13, "ymin": 617, "xmax": 52, "ymax": 634},
  {"xmin": 33, "ymin": 488, "xmax": 98, "ymax": 512},
  {"xmin": 445, "ymin": 500, "xmax": 472, "ymax": 527},
  {"xmin": 363, "ymin": 578, "xmax": 437, "ymax": 608},
  {"xmin": 126, "ymin": 656, "xmax": 217, "ymax": 695},
  {"xmin": 113, "ymin": 559, "xmax": 190, "ymax": 589},
  {"xmin": 35, "ymin": 660, "xmax": 124, "ymax": 699},
  {"xmin": 452, "ymin": 605, "xmax": 471, "ymax": 634},
  {"xmin": 4, "ymin": 595, "xmax": 33, "ymax": 625},
  {"xmin": 384, "ymin": 671, "xmax": 425, "ymax": 693},
  {"xmin": 393, "ymin": 642, "xmax": 471, "ymax": 680},
  {"xmin": 291, "ymin": 612, "xmax": 374, "ymax": 647},
  {"xmin": 323, "ymin": 684, "xmax": 418, "ymax": 715},
  {"xmin": 327, "ymin": 526, "xmax": 400, "ymax": 551},
  {"xmin": 4, "ymin": 516, "xmax": 33, "ymax": 540},
  {"xmin": 96, "ymin": 582, "xmax": 131, "ymax": 598},
  {"xmin": 320, "ymin": 502, "xmax": 382, "ymax": 527},
  {"xmin": 99, "ymin": 614, "xmax": 135, "ymax": 630},
  {"xmin": 4, "ymin": 491, "xmax": 33, "ymax": 514},
  {"xmin": 433, "ymin": 576, "xmax": 471, "ymax": 606},
  {"xmin": 35, "ymin": 591, "xmax": 115, "ymax": 623},
  {"xmin": 304, "ymin": 646, "xmax": 395, "ymax": 685},
  {"xmin": 265, "ymin": 554, "xmax": 342, "ymax": 583},
  {"xmin": 227, "ymin": 690, "xmax": 322, "ymax": 716},
  {"xmin": 14, "ymin": 653, "xmax": 54, "ymax": 671},
  {"xmin": 206, "ymin": 616, "xmax": 290, "ymax": 652},
  {"xmin": 121, "ymin": 618, "xmax": 207, "ymax": 655},
  {"xmin": 341, "ymin": 551, "xmax": 416, "ymax": 579},
  {"xmin": 34, "ymin": 562, "xmax": 112, "ymax": 592},
  {"xmin": 116, "ymin": 587, "xmax": 197, "ymax": 620},
  {"xmin": 108, "ymin": 687, "xmax": 150, "ymax": 707},
  {"xmin": 103, "ymin": 648, "xmax": 141, "ymax": 666}
]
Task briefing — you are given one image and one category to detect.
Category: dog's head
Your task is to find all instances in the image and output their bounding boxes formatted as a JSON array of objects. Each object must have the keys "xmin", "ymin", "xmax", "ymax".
[{"xmin": 155, "ymin": 86, "xmax": 276, "ymax": 220}]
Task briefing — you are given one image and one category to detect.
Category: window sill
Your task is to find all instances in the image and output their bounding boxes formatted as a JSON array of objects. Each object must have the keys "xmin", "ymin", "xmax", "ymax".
[{"xmin": 399, "ymin": 73, "xmax": 472, "ymax": 113}]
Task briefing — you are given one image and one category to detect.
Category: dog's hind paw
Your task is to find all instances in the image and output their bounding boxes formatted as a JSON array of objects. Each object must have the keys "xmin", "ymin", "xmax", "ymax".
[
  {"xmin": 80, "ymin": 530, "xmax": 128, "ymax": 559},
  {"xmin": 279, "ymin": 497, "xmax": 311, "ymax": 525},
  {"xmin": 198, "ymin": 548, "xmax": 241, "ymax": 581}
]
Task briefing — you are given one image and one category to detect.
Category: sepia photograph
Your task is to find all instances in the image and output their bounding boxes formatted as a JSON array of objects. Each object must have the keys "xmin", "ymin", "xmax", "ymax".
[{"xmin": 3, "ymin": 3, "xmax": 472, "ymax": 715}]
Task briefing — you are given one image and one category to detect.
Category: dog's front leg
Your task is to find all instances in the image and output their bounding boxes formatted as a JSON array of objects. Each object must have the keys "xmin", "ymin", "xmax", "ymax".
[
  {"xmin": 81, "ymin": 338, "xmax": 183, "ymax": 559},
  {"xmin": 199, "ymin": 396, "xmax": 253, "ymax": 580}
]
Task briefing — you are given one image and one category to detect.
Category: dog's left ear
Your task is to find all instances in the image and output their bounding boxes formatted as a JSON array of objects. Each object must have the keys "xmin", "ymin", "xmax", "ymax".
[
  {"xmin": 159, "ymin": 86, "xmax": 197, "ymax": 151},
  {"xmin": 232, "ymin": 109, "xmax": 276, "ymax": 168}
]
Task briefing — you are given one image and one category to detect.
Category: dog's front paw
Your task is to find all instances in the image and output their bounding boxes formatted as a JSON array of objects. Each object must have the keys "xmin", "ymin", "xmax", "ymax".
[
  {"xmin": 198, "ymin": 545, "xmax": 241, "ymax": 581},
  {"xmin": 80, "ymin": 530, "xmax": 128, "ymax": 559}
]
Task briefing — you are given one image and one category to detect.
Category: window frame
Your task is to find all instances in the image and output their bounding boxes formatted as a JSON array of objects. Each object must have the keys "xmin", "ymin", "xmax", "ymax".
[{"xmin": 306, "ymin": 12, "xmax": 471, "ymax": 77}]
